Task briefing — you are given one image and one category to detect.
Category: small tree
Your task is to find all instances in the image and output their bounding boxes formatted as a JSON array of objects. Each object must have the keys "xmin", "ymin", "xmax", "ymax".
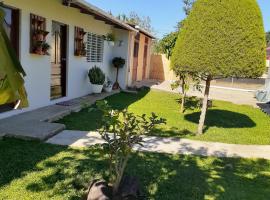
[
  {"xmin": 171, "ymin": 0, "xmax": 266, "ymax": 134},
  {"xmin": 112, "ymin": 57, "xmax": 125, "ymax": 90},
  {"xmin": 96, "ymin": 100, "xmax": 166, "ymax": 195}
]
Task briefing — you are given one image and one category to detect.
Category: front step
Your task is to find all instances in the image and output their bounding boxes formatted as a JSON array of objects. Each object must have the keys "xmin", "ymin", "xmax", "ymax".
[{"xmin": 0, "ymin": 121, "xmax": 66, "ymax": 141}]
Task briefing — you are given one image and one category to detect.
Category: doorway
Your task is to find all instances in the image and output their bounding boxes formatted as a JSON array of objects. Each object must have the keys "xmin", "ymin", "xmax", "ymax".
[
  {"xmin": 50, "ymin": 21, "xmax": 67, "ymax": 100},
  {"xmin": 132, "ymin": 34, "xmax": 140, "ymax": 82}
]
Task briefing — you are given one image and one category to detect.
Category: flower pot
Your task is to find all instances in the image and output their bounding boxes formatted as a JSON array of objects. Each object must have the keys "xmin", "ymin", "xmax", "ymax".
[
  {"xmin": 108, "ymin": 41, "xmax": 115, "ymax": 47},
  {"xmin": 35, "ymin": 34, "xmax": 44, "ymax": 41},
  {"xmin": 92, "ymin": 84, "xmax": 103, "ymax": 94},
  {"xmin": 35, "ymin": 46, "xmax": 44, "ymax": 55},
  {"xmin": 104, "ymin": 85, "xmax": 112, "ymax": 93}
]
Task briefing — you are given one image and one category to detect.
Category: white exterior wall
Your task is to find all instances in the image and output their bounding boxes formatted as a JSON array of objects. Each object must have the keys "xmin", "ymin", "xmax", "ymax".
[{"xmin": 0, "ymin": 0, "xmax": 130, "ymax": 119}]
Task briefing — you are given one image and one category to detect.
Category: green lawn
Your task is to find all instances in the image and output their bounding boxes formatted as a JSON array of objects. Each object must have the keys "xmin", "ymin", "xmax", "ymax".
[
  {"xmin": 1, "ymin": 138, "xmax": 270, "ymax": 200},
  {"xmin": 58, "ymin": 89, "xmax": 270, "ymax": 145}
]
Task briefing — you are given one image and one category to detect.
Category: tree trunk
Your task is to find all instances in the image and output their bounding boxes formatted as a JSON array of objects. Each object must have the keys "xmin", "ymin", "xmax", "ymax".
[
  {"xmin": 180, "ymin": 78, "xmax": 186, "ymax": 113},
  {"xmin": 113, "ymin": 155, "xmax": 129, "ymax": 196},
  {"xmin": 116, "ymin": 67, "xmax": 119, "ymax": 83},
  {"xmin": 197, "ymin": 77, "xmax": 211, "ymax": 135}
]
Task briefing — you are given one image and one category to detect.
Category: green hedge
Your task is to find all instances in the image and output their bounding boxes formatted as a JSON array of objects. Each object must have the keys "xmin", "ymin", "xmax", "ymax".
[{"xmin": 171, "ymin": 0, "xmax": 266, "ymax": 79}]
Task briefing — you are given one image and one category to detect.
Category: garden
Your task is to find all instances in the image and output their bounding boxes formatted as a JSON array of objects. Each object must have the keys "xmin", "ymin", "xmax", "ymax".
[
  {"xmin": 1, "ymin": 138, "xmax": 270, "ymax": 200},
  {"xmin": 58, "ymin": 89, "xmax": 270, "ymax": 145},
  {"xmin": 1, "ymin": 0, "xmax": 270, "ymax": 199}
]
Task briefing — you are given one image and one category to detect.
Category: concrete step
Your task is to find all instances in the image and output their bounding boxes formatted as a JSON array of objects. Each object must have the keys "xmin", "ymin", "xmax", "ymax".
[{"xmin": 0, "ymin": 121, "xmax": 66, "ymax": 141}]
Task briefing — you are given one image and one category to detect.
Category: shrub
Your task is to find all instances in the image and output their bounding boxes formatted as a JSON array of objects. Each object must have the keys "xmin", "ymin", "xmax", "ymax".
[
  {"xmin": 171, "ymin": 0, "xmax": 266, "ymax": 134},
  {"xmin": 88, "ymin": 66, "xmax": 105, "ymax": 85},
  {"xmin": 112, "ymin": 57, "xmax": 126, "ymax": 68},
  {"xmin": 96, "ymin": 100, "xmax": 166, "ymax": 195}
]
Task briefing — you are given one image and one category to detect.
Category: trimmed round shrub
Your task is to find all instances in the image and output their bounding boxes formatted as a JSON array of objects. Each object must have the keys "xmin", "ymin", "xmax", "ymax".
[
  {"xmin": 171, "ymin": 0, "xmax": 266, "ymax": 79},
  {"xmin": 88, "ymin": 66, "xmax": 105, "ymax": 85}
]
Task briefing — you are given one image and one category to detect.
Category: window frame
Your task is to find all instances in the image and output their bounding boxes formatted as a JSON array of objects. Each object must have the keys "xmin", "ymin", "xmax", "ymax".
[{"xmin": 86, "ymin": 32, "xmax": 104, "ymax": 63}]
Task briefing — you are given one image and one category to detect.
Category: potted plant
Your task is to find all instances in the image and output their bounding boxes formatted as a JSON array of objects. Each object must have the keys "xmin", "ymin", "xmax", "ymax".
[
  {"xmin": 34, "ymin": 30, "xmax": 49, "ymax": 42},
  {"xmin": 86, "ymin": 101, "xmax": 166, "ymax": 199},
  {"xmin": 105, "ymin": 33, "xmax": 116, "ymax": 47},
  {"xmin": 42, "ymin": 42, "xmax": 51, "ymax": 55},
  {"xmin": 34, "ymin": 41, "xmax": 44, "ymax": 55},
  {"xmin": 104, "ymin": 78, "xmax": 113, "ymax": 93},
  {"xmin": 88, "ymin": 66, "xmax": 105, "ymax": 94},
  {"xmin": 112, "ymin": 57, "xmax": 125, "ymax": 90}
]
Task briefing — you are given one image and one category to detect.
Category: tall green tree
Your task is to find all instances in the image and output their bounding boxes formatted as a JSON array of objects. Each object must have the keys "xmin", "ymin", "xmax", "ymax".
[
  {"xmin": 117, "ymin": 11, "xmax": 154, "ymax": 33},
  {"xmin": 171, "ymin": 0, "xmax": 266, "ymax": 134}
]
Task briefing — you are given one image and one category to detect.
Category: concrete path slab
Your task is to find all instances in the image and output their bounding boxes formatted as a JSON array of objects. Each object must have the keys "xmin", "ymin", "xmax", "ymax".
[
  {"xmin": 47, "ymin": 130, "xmax": 270, "ymax": 160},
  {"xmin": 0, "ymin": 91, "xmax": 119, "ymax": 141}
]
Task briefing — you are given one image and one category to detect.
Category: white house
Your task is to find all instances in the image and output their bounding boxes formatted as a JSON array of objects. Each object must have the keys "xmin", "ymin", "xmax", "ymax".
[{"xmin": 0, "ymin": 0, "xmax": 157, "ymax": 119}]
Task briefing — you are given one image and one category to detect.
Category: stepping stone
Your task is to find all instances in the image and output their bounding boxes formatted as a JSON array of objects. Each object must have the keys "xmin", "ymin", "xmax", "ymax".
[{"xmin": 0, "ymin": 121, "xmax": 65, "ymax": 141}]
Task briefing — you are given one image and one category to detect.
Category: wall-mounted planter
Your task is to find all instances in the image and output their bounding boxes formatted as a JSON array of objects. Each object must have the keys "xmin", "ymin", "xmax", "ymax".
[
  {"xmin": 30, "ymin": 14, "xmax": 50, "ymax": 55},
  {"xmin": 108, "ymin": 41, "xmax": 115, "ymax": 47}
]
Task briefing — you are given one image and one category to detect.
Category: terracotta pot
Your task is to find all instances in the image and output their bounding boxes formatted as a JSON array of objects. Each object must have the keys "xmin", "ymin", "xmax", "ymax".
[
  {"xmin": 35, "ymin": 34, "xmax": 44, "ymax": 41},
  {"xmin": 35, "ymin": 46, "xmax": 44, "ymax": 55}
]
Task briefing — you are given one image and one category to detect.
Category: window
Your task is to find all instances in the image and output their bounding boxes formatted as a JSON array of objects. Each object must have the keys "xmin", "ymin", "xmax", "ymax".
[
  {"xmin": 0, "ymin": 5, "xmax": 20, "ymax": 57},
  {"xmin": 86, "ymin": 33, "xmax": 104, "ymax": 62}
]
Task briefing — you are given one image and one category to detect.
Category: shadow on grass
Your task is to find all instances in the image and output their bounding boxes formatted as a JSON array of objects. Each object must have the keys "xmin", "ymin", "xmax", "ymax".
[
  {"xmin": 176, "ymin": 96, "xmax": 202, "ymax": 112},
  {"xmin": 0, "ymin": 138, "xmax": 66, "ymax": 188},
  {"xmin": 127, "ymin": 152, "xmax": 270, "ymax": 200},
  {"xmin": 151, "ymin": 127, "xmax": 195, "ymax": 138},
  {"xmin": 57, "ymin": 88, "xmax": 150, "ymax": 131},
  {"xmin": 1, "ymin": 139, "xmax": 270, "ymax": 200},
  {"xmin": 185, "ymin": 109, "xmax": 256, "ymax": 132}
]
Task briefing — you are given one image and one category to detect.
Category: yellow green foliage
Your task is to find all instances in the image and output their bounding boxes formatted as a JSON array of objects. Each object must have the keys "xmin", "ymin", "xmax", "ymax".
[{"xmin": 171, "ymin": 0, "xmax": 266, "ymax": 79}]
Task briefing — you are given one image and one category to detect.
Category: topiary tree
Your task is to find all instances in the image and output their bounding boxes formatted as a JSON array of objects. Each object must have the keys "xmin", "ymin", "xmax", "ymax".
[
  {"xmin": 112, "ymin": 57, "xmax": 126, "ymax": 90},
  {"xmin": 171, "ymin": 0, "xmax": 266, "ymax": 134}
]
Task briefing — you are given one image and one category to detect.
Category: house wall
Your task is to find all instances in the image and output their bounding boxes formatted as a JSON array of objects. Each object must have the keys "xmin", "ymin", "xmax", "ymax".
[
  {"xmin": 128, "ymin": 32, "xmax": 152, "ymax": 84},
  {"xmin": 149, "ymin": 54, "xmax": 177, "ymax": 81},
  {"xmin": 0, "ymin": 0, "xmax": 130, "ymax": 119}
]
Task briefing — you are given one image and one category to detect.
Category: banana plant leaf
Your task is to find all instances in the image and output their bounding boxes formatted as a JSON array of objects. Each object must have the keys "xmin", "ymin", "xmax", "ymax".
[{"xmin": 0, "ymin": 7, "xmax": 28, "ymax": 108}]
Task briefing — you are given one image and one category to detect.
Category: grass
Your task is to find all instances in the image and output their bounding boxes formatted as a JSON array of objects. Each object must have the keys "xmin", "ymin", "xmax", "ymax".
[
  {"xmin": 58, "ymin": 89, "xmax": 270, "ymax": 145},
  {"xmin": 1, "ymin": 138, "xmax": 270, "ymax": 200}
]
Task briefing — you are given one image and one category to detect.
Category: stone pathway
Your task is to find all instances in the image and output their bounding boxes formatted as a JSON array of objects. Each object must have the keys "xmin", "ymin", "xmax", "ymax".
[
  {"xmin": 47, "ymin": 130, "xmax": 270, "ymax": 160},
  {"xmin": 0, "ymin": 91, "xmax": 119, "ymax": 141}
]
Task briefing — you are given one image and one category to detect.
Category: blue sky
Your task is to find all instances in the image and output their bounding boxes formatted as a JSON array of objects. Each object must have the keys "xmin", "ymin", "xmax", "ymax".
[{"xmin": 88, "ymin": 0, "xmax": 270, "ymax": 39}]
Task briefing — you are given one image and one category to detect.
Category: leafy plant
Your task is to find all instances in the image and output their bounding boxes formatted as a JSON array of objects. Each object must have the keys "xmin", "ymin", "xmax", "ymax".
[
  {"xmin": 0, "ymin": 6, "xmax": 28, "ymax": 108},
  {"xmin": 96, "ymin": 100, "xmax": 166, "ymax": 195},
  {"xmin": 171, "ymin": 0, "xmax": 266, "ymax": 134},
  {"xmin": 88, "ymin": 66, "xmax": 105, "ymax": 85},
  {"xmin": 42, "ymin": 42, "xmax": 51, "ymax": 55},
  {"xmin": 112, "ymin": 57, "xmax": 126, "ymax": 89},
  {"xmin": 104, "ymin": 77, "xmax": 113, "ymax": 88},
  {"xmin": 112, "ymin": 57, "xmax": 125, "ymax": 68},
  {"xmin": 105, "ymin": 33, "xmax": 116, "ymax": 42}
]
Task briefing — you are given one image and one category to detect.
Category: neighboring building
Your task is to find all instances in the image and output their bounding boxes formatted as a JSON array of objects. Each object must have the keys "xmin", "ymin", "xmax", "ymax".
[
  {"xmin": 126, "ymin": 24, "xmax": 156, "ymax": 85},
  {"xmin": 0, "ymin": 0, "xmax": 147, "ymax": 119}
]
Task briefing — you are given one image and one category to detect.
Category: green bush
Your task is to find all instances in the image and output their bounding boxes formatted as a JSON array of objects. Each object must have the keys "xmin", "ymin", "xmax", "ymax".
[
  {"xmin": 88, "ymin": 66, "xmax": 105, "ymax": 85},
  {"xmin": 112, "ymin": 57, "xmax": 126, "ymax": 68},
  {"xmin": 171, "ymin": 0, "xmax": 266, "ymax": 134},
  {"xmin": 171, "ymin": 0, "xmax": 266, "ymax": 79}
]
